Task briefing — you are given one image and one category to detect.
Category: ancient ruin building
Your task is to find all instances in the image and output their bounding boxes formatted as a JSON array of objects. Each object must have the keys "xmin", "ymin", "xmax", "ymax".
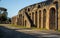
[
  {"xmin": 11, "ymin": 15, "xmax": 18, "ymax": 25},
  {"xmin": 12, "ymin": 0, "xmax": 60, "ymax": 30}
]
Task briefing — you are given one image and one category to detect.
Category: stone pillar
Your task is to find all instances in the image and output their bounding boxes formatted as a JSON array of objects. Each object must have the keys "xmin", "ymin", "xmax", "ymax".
[
  {"xmin": 58, "ymin": 8, "xmax": 60, "ymax": 30},
  {"xmin": 37, "ymin": 11, "xmax": 39, "ymax": 28},
  {"xmin": 41, "ymin": 10, "xmax": 43, "ymax": 29},
  {"xmin": 34, "ymin": 12, "xmax": 35, "ymax": 26},
  {"xmin": 46, "ymin": 10, "xmax": 49, "ymax": 30}
]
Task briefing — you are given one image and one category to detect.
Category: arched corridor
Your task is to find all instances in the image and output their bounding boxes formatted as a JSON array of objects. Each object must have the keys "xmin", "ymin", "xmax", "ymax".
[{"xmin": 49, "ymin": 8, "xmax": 56, "ymax": 30}]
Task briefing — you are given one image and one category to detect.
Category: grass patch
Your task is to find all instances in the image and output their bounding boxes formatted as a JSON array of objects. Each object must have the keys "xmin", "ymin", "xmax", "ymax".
[
  {"xmin": 8, "ymin": 24, "xmax": 27, "ymax": 28},
  {"xmin": 31, "ymin": 27, "xmax": 39, "ymax": 30},
  {"xmin": 58, "ymin": 30, "xmax": 60, "ymax": 32},
  {"xmin": 8, "ymin": 24, "xmax": 48, "ymax": 30},
  {"xmin": 31, "ymin": 27, "xmax": 48, "ymax": 30}
]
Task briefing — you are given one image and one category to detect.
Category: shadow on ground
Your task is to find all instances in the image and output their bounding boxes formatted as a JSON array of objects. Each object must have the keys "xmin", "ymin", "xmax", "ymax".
[
  {"xmin": 0, "ymin": 26, "xmax": 39, "ymax": 38},
  {"xmin": 0, "ymin": 26, "xmax": 58, "ymax": 38}
]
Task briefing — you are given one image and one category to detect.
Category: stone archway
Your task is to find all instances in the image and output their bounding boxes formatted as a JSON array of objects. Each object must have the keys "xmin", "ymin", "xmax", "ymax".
[
  {"xmin": 49, "ymin": 7, "xmax": 56, "ymax": 30},
  {"xmin": 43, "ymin": 9, "xmax": 46, "ymax": 28}
]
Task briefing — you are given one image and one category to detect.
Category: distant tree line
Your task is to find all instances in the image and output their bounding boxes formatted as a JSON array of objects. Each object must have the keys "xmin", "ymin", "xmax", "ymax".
[{"xmin": 0, "ymin": 7, "xmax": 11, "ymax": 24}]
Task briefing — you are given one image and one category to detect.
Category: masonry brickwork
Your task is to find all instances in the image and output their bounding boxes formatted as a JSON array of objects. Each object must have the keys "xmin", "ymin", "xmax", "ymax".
[{"xmin": 12, "ymin": 0, "xmax": 60, "ymax": 30}]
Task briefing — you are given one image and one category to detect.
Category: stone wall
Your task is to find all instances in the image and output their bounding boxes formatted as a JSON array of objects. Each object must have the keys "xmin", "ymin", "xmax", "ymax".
[
  {"xmin": 12, "ymin": 0, "xmax": 60, "ymax": 30},
  {"xmin": 11, "ymin": 16, "xmax": 18, "ymax": 25}
]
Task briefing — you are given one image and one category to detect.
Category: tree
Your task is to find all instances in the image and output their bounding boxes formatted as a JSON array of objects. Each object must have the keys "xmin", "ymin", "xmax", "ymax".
[
  {"xmin": 8, "ymin": 18, "xmax": 11, "ymax": 22},
  {"xmin": 0, "ymin": 7, "xmax": 8, "ymax": 23},
  {"xmin": 1, "ymin": 11, "xmax": 8, "ymax": 21}
]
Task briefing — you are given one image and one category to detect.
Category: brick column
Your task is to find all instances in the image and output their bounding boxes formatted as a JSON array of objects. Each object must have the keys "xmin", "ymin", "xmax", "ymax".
[
  {"xmin": 34, "ymin": 12, "xmax": 36, "ymax": 26},
  {"xmin": 41, "ymin": 10, "xmax": 43, "ymax": 29},
  {"xmin": 37, "ymin": 11, "xmax": 39, "ymax": 28},
  {"xmin": 46, "ymin": 10, "xmax": 49, "ymax": 30}
]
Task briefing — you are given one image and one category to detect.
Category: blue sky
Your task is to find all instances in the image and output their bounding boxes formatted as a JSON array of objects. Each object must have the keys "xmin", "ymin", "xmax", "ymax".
[{"xmin": 0, "ymin": 0, "xmax": 45, "ymax": 18}]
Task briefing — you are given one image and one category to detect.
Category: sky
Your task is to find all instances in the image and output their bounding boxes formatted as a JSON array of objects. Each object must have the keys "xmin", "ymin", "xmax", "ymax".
[{"xmin": 0, "ymin": 0, "xmax": 45, "ymax": 18}]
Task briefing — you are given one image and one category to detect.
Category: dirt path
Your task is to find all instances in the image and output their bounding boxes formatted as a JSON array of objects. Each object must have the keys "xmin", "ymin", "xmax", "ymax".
[{"xmin": 0, "ymin": 24, "xmax": 60, "ymax": 38}]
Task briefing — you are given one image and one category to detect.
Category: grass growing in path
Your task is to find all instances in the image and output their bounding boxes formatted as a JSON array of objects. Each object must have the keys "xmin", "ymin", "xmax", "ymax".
[{"xmin": 8, "ymin": 24, "xmax": 27, "ymax": 28}]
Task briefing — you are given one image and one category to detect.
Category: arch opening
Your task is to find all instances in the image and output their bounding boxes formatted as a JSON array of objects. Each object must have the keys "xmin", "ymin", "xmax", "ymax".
[
  {"xmin": 43, "ymin": 9, "xmax": 46, "ymax": 28},
  {"xmin": 35, "ymin": 11, "xmax": 37, "ymax": 27},
  {"xmin": 39, "ymin": 10, "xmax": 41, "ymax": 28},
  {"xmin": 32, "ymin": 12, "xmax": 34, "ymax": 23},
  {"xmin": 31, "ymin": 12, "xmax": 35, "ymax": 27},
  {"xmin": 25, "ymin": 20, "xmax": 27, "ymax": 27},
  {"xmin": 49, "ymin": 7, "xmax": 56, "ymax": 30},
  {"xmin": 38, "ymin": 5, "xmax": 41, "ymax": 8}
]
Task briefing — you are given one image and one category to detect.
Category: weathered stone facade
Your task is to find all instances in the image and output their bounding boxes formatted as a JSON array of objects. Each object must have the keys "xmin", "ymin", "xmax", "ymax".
[
  {"xmin": 11, "ymin": 16, "xmax": 18, "ymax": 25},
  {"xmin": 12, "ymin": 0, "xmax": 60, "ymax": 30}
]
